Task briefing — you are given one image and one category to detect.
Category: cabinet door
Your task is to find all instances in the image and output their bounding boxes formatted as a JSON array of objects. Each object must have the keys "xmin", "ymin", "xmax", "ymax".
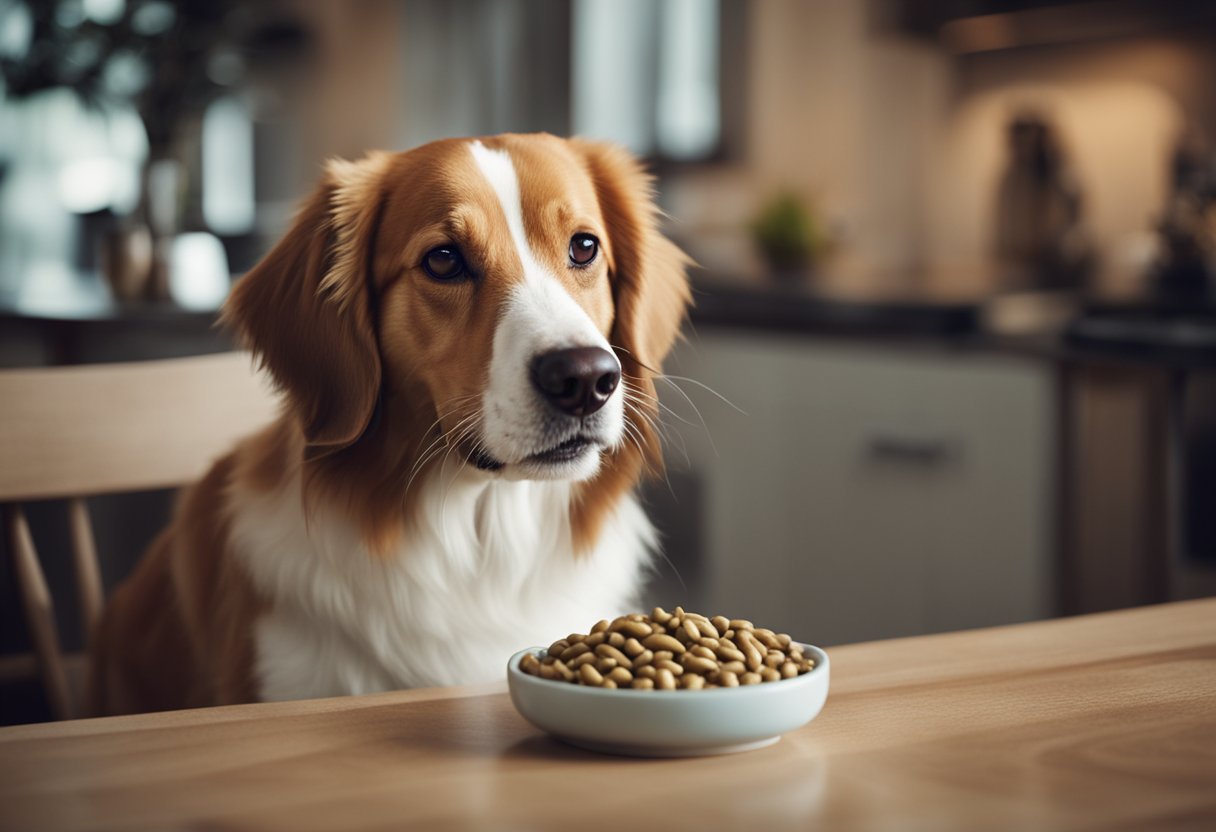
[{"xmin": 663, "ymin": 333, "xmax": 1056, "ymax": 645}]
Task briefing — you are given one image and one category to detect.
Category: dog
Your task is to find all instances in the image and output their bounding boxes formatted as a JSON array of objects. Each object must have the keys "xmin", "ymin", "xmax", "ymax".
[{"xmin": 88, "ymin": 134, "xmax": 691, "ymax": 714}]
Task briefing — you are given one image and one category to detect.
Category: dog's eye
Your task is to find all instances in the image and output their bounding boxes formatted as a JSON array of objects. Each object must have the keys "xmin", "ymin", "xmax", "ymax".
[
  {"xmin": 422, "ymin": 247, "xmax": 466, "ymax": 280},
  {"xmin": 569, "ymin": 233, "xmax": 598, "ymax": 267}
]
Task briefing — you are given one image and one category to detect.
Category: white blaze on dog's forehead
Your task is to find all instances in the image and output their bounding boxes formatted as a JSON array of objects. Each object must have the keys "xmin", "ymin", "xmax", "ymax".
[
  {"xmin": 467, "ymin": 140, "xmax": 546, "ymax": 282},
  {"xmin": 466, "ymin": 140, "xmax": 611, "ymax": 352}
]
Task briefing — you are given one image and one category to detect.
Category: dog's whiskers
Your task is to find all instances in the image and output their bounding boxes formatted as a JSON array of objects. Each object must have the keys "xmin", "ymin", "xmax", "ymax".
[
  {"xmin": 618, "ymin": 381, "xmax": 693, "ymax": 470},
  {"xmin": 409, "ymin": 406, "xmax": 479, "ymax": 477},
  {"xmin": 437, "ymin": 415, "xmax": 484, "ymax": 541},
  {"xmin": 619, "ymin": 371, "xmax": 707, "ymax": 468},
  {"xmin": 629, "ymin": 400, "xmax": 691, "ymax": 472},
  {"xmin": 623, "ymin": 379, "xmax": 700, "ymax": 431},
  {"xmin": 623, "ymin": 413, "xmax": 682, "ymax": 502},
  {"xmin": 414, "ymin": 394, "xmax": 482, "ymax": 444},
  {"xmin": 656, "ymin": 374, "xmax": 746, "ymax": 414},
  {"xmin": 652, "ymin": 376, "xmax": 721, "ymax": 459},
  {"xmin": 403, "ymin": 405, "xmax": 481, "ymax": 501}
]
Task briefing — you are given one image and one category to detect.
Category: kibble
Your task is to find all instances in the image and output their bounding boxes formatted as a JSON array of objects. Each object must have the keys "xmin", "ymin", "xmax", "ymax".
[
  {"xmin": 642, "ymin": 633, "xmax": 685, "ymax": 654},
  {"xmin": 595, "ymin": 643, "xmax": 633, "ymax": 668},
  {"xmin": 655, "ymin": 659, "xmax": 684, "ymax": 675},
  {"xmin": 520, "ymin": 608, "xmax": 815, "ymax": 690},
  {"xmin": 560, "ymin": 642, "xmax": 590, "ymax": 662},
  {"xmin": 607, "ymin": 666, "xmax": 633, "ymax": 686}
]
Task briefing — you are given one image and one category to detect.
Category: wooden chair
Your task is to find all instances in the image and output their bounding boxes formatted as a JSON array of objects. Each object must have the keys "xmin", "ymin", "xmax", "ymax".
[{"xmin": 0, "ymin": 353, "xmax": 280, "ymax": 719}]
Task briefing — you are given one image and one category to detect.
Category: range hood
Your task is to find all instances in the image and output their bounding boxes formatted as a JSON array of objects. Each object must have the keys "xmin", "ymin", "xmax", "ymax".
[{"xmin": 885, "ymin": 0, "xmax": 1216, "ymax": 53}]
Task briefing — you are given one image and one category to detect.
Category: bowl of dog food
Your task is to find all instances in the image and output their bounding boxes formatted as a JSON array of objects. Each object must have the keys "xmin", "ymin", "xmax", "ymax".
[{"xmin": 507, "ymin": 606, "xmax": 830, "ymax": 757}]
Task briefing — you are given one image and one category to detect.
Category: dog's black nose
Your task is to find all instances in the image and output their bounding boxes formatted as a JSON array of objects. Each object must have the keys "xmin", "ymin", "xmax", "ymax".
[{"xmin": 531, "ymin": 347, "xmax": 620, "ymax": 417}]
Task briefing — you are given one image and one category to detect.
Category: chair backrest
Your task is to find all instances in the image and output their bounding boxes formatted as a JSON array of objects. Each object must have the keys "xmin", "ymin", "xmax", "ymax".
[
  {"xmin": 0, "ymin": 353, "xmax": 280, "ymax": 720},
  {"xmin": 0, "ymin": 352, "xmax": 280, "ymax": 501}
]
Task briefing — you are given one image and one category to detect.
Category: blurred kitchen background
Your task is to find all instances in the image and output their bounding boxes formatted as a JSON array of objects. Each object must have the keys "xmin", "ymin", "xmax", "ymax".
[{"xmin": 3, "ymin": 0, "xmax": 1216, "ymax": 721}]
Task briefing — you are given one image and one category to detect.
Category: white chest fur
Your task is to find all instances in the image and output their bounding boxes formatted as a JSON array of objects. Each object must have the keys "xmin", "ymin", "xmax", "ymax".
[{"xmin": 227, "ymin": 464, "xmax": 654, "ymax": 702}]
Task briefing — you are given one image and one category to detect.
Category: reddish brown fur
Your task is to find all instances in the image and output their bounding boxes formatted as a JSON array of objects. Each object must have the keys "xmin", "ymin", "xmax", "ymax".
[
  {"xmin": 88, "ymin": 134, "xmax": 690, "ymax": 714},
  {"xmin": 89, "ymin": 453, "xmax": 263, "ymax": 714}
]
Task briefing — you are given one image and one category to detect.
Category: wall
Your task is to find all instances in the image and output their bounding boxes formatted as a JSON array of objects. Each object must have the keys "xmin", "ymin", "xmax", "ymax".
[
  {"xmin": 747, "ymin": 0, "xmax": 952, "ymax": 288},
  {"xmin": 265, "ymin": 0, "xmax": 572, "ymax": 235},
  {"xmin": 924, "ymin": 34, "xmax": 1216, "ymax": 296},
  {"xmin": 254, "ymin": 0, "xmax": 405, "ymax": 232},
  {"xmin": 679, "ymin": 1, "xmax": 1216, "ymax": 296},
  {"xmin": 670, "ymin": 0, "xmax": 951, "ymax": 293}
]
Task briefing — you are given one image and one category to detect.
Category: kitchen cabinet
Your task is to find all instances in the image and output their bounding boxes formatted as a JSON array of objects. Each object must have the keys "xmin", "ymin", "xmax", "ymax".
[
  {"xmin": 1062, "ymin": 363, "xmax": 1216, "ymax": 614},
  {"xmin": 658, "ymin": 332, "xmax": 1057, "ymax": 646}
]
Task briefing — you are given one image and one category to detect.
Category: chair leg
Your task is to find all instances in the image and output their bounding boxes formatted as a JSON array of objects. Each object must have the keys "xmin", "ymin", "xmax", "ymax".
[
  {"xmin": 68, "ymin": 498, "xmax": 105, "ymax": 643},
  {"xmin": 5, "ymin": 505, "xmax": 74, "ymax": 720}
]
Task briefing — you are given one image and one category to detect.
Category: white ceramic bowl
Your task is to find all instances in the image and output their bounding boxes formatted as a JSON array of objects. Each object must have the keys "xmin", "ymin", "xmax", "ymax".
[{"xmin": 507, "ymin": 643, "xmax": 830, "ymax": 757}]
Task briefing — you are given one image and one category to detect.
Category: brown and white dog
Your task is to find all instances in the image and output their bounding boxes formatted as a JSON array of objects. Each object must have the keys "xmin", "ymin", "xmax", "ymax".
[{"xmin": 88, "ymin": 134, "xmax": 691, "ymax": 714}]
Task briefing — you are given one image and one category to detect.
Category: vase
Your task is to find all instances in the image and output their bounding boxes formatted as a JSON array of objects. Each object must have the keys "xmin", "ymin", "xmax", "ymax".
[{"xmin": 142, "ymin": 156, "xmax": 185, "ymax": 300}]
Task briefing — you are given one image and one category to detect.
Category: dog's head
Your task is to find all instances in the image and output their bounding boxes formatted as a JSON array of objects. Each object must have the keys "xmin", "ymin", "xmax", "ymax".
[{"xmin": 226, "ymin": 134, "xmax": 690, "ymax": 497}]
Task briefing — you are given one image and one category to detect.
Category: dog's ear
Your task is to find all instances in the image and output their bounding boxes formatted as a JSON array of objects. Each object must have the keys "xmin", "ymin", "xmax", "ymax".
[
  {"xmin": 572, "ymin": 139, "xmax": 693, "ymax": 471},
  {"xmin": 224, "ymin": 153, "xmax": 392, "ymax": 454}
]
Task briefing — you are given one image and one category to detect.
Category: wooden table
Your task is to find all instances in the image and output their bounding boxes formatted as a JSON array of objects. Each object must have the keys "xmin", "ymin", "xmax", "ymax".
[{"xmin": 2, "ymin": 599, "xmax": 1214, "ymax": 831}]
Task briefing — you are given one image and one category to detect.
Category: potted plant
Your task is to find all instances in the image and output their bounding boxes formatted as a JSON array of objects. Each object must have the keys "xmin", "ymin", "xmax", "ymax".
[{"xmin": 749, "ymin": 191, "xmax": 828, "ymax": 281}]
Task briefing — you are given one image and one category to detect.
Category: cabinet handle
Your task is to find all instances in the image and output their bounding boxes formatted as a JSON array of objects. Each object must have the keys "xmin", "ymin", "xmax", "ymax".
[{"xmin": 865, "ymin": 435, "xmax": 959, "ymax": 466}]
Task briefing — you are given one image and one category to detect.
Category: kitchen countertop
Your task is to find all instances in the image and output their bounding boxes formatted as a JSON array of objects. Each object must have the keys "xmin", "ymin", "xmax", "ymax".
[
  {"xmin": 1, "ymin": 598, "xmax": 1213, "ymax": 831},
  {"xmin": 689, "ymin": 278, "xmax": 984, "ymax": 338},
  {"xmin": 688, "ymin": 278, "xmax": 1216, "ymax": 369}
]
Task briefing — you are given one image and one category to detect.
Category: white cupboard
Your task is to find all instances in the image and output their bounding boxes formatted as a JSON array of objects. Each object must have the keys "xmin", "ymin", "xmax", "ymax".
[{"xmin": 655, "ymin": 332, "xmax": 1057, "ymax": 646}]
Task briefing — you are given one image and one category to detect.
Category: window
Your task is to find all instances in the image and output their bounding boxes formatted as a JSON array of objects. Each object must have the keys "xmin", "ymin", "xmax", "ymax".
[
  {"xmin": 572, "ymin": 0, "xmax": 722, "ymax": 161},
  {"xmin": 399, "ymin": 0, "xmax": 739, "ymax": 163}
]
